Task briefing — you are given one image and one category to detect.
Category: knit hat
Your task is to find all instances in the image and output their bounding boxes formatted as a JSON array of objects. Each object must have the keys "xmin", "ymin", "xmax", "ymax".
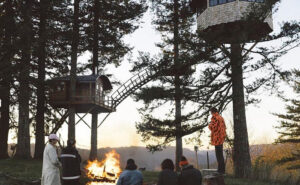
[
  {"xmin": 179, "ymin": 156, "xmax": 189, "ymax": 167},
  {"xmin": 48, "ymin": 134, "xmax": 59, "ymax": 141}
]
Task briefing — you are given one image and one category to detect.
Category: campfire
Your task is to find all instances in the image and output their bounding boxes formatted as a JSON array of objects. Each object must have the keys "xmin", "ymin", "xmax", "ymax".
[{"xmin": 86, "ymin": 150, "xmax": 122, "ymax": 185}]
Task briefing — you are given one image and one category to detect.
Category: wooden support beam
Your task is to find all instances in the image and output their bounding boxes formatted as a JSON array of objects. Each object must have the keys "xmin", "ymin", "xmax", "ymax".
[
  {"xmin": 97, "ymin": 113, "xmax": 111, "ymax": 128},
  {"xmin": 50, "ymin": 110, "xmax": 70, "ymax": 134},
  {"xmin": 56, "ymin": 110, "xmax": 69, "ymax": 125},
  {"xmin": 75, "ymin": 113, "xmax": 90, "ymax": 129},
  {"xmin": 75, "ymin": 106, "xmax": 96, "ymax": 125}
]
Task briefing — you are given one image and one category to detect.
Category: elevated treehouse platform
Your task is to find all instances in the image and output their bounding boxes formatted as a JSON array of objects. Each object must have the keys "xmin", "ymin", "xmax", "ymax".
[{"xmin": 48, "ymin": 75, "xmax": 114, "ymax": 114}]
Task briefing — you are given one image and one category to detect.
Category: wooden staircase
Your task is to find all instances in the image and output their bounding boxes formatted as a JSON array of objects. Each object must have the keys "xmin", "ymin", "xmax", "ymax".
[
  {"xmin": 98, "ymin": 66, "xmax": 159, "ymax": 127},
  {"xmin": 51, "ymin": 66, "xmax": 160, "ymax": 131},
  {"xmin": 111, "ymin": 66, "xmax": 158, "ymax": 108}
]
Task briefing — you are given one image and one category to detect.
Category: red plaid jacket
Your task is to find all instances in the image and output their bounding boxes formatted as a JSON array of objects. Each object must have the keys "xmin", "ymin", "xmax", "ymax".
[{"xmin": 209, "ymin": 112, "xmax": 226, "ymax": 146}]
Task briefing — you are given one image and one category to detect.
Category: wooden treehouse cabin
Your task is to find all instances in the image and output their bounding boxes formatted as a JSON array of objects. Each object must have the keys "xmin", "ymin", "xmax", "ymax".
[
  {"xmin": 48, "ymin": 75, "xmax": 115, "ymax": 114},
  {"xmin": 190, "ymin": 0, "xmax": 273, "ymax": 43}
]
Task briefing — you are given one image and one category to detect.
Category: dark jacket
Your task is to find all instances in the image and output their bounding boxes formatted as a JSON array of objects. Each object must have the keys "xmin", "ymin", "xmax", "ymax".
[
  {"xmin": 179, "ymin": 165, "xmax": 202, "ymax": 185},
  {"xmin": 157, "ymin": 169, "xmax": 178, "ymax": 185},
  {"xmin": 60, "ymin": 146, "xmax": 81, "ymax": 180}
]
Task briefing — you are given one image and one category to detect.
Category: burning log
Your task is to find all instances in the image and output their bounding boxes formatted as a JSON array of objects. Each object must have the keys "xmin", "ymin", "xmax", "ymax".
[
  {"xmin": 89, "ymin": 178, "xmax": 116, "ymax": 183},
  {"xmin": 85, "ymin": 150, "xmax": 122, "ymax": 185}
]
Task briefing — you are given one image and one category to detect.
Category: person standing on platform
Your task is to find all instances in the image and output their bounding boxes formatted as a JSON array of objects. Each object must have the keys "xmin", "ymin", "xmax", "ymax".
[
  {"xmin": 208, "ymin": 107, "xmax": 226, "ymax": 174},
  {"xmin": 41, "ymin": 134, "xmax": 61, "ymax": 185}
]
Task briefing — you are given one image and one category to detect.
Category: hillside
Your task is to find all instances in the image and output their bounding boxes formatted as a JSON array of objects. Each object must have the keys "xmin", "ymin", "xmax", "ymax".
[{"xmin": 78, "ymin": 146, "xmax": 217, "ymax": 171}]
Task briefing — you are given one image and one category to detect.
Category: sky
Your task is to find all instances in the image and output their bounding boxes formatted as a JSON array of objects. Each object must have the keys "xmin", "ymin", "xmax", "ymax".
[
  {"xmin": 10, "ymin": 0, "xmax": 300, "ymax": 151},
  {"xmin": 62, "ymin": 0, "xmax": 300, "ymax": 151}
]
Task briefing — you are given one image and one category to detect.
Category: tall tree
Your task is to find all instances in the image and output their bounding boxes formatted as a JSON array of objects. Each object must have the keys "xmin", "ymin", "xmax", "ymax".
[
  {"xmin": 69, "ymin": 0, "xmax": 80, "ymax": 141},
  {"xmin": 30, "ymin": 0, "xmax": 74, "ymax": 156},
  {"xmin": 132, "ymin": 0, "xmax": 209, "ymax": 170},
  {"xmin": 191, "ymin": 0, "xmax": 300, "ymax": 177},
  {"xmin": 34, "ymin": 0, "xmax": 49, "ymax": 159},
  {"xmin": 15, "ymin": 0, "xmax": 33, "ymax": 159},
  {"xmin": 84, "ymin": 0, "xmax": 147, "ymax": 160},
  {"xmin": 275, "ymin": 70, "xmax": 300, "ymax": 170},
  {"xmin": 0, "ymin": 0, "xmax": 16, "ymax": 159},
  {"xmin": 89, "ymin": 0, "xmax": 100, "ymax": 160}
]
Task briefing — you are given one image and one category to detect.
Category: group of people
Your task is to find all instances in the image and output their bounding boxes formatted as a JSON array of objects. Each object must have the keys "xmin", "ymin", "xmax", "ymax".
[
  {"xmin": 41, "ymin": 107, "xmax": 226, "ymax": 185},
  {"xmin": 41, "ymin": 135, "xmax": 81, "ymax": 185},
  {"xmin": 117, "ymin": 156, "xmax": 202, "ymax": 185}
]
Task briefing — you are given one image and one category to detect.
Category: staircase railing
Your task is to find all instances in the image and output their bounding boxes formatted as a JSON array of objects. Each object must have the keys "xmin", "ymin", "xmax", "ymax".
[{"xmin": 98, "ymin": 66, "xmax": 159, "ymax": 127}]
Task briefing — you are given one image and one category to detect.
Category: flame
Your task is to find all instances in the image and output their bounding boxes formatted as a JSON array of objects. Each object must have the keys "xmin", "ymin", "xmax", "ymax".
[{"xmin": 86, "ymin": 150, "xmax": 122, "ymax": 185}]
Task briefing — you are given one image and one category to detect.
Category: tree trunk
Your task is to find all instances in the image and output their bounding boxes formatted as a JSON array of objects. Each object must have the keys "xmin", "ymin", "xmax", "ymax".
[
  {"xmin": 15, "ymin": 0, "xmax": 33, "ymax": 159},
  {"xmin": 92, "ymin": 0, "xmax": 99, "ymax": 75},
  {"xmin": 34, "ymin": 0, "xmax": 48, "ymax": 159},
  {"xmin": 69, "ymin": 0, "xmax": 80, "ymax": 140},
  {"xmin": 0, "ymin": 0, "xmax": 14, "ymax": 159},
  {"xmin": 173, "ymin": 0, "xmax": 182, "ymax": 171},
  {"xmin": 89, "ymin": 113, "xmax": 98, "ymax": 160},
  {"xmin": 89, "ymin": 0, "xmax": 100, "ymax": 160},
  {"xmin": 0, "ymin": 86, "xmax": 10, "ymax": 159},
  {"xmin": 230, "ymin": 43, "xmax": 252, "ymax": 178}
]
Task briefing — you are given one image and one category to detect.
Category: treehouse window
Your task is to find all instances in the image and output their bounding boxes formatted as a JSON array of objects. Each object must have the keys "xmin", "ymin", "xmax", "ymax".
[
  {"xmin": 240, "ymin": 0, "xmax": 264, "ymax": 2},
  {"xmin": 209, "ymin": 0, "xmax": 236, "ymax": 7},
  {"xmin": 56, "ymin": 84, "xmax": 64, "ymax": 92}
]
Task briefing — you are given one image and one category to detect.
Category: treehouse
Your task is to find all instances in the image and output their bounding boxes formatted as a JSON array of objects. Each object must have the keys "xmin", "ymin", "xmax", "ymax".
[
  {"xmin": 190, "ymin": 0, "xmax": 273, "ymax": 43},
  {"xmin": 48, "ymin": 75, "xmax": 115, "ymax": 113}
]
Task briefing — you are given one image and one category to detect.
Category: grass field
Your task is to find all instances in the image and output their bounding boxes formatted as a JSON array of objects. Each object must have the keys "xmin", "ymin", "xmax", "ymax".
[{"xmin": 0, "ymin": 159, "xmax": 288, "ymax": 185}]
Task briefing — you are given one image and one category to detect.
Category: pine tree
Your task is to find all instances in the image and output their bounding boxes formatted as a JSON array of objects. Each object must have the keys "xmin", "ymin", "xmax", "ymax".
[
  {"xmin": 82, "ymin": 0, "xmax": 147, "ymax": 160},
  {"xmin": 68, "ymin": 0, "xmax": 80, "ymax": 141},
  {"xmin": 191, "ymin": 0, "xmax": 300, "ymax": 177},
  {"xmin": 275, "ymin": 70, "xmax": 300, "ymax": 170},
  {"xmin": 0, "ymin": 0, "xmax": 17, "ymax": 159},
  {"xmin": 15, "ymin": 0, "xmax": 34, "ymax": 159},
  {"xmin": 132, "ymin": 0, "xmax": 210, "ymax": 170},
  {"xmin": 34, "ymin": 0, "xmax": 49, "ymax": 159},
  {"xmin": 0, "ymin": 0, "xmax": 76, "ymax": 158},
  {"xmin": 31, "ymin": 0, "xmax": 73, "ymax": 158}
]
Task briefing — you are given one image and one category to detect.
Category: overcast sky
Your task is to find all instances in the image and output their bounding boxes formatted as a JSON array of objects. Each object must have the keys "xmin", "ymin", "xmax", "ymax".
[
  {"xmin": 11, "ymin": 0, "xmax": 300, "ymax": 151},
  {"xmin": 63, "ymin": 0, "xmax": 300, "ymax": 151}
]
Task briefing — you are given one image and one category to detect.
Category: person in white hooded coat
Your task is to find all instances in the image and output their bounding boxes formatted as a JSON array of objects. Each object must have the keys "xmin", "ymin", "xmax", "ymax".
[{"xmin": 41, "ymin": 134, "xmax": 61, "ymax": 185}]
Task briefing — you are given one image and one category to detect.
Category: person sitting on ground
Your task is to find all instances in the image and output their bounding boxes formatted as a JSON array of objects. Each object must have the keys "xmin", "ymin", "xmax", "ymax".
[
  {"xmin": 41, "ymin": 134, "xmax": 61, "ymax": 185},
  {"xmin": 179, "ymin": 156, "xmax": 202, "ymax": 185},
  {"xmin": 157, "ymin": 159, "xmax": 178, "ymax": 185},
  {"xmin": 117, "ymin": 159, "xmax": 143, "ymax": 185},
  {"xmin": 60, "ymin": 139, "xmax": 82, "ymax": 185},
  {"xmin": 208, "ymin": 107, "xmax": 226, "ymax": 175}
]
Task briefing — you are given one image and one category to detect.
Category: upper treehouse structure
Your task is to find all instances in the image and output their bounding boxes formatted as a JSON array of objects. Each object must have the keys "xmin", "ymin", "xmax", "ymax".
[
  {"xmin": 48, "ymin": 75, "xmax": 115, "ymax": 114},
  {"xmin": 190, "ymin": 0, "xmax": 273, "ymax": 43}
]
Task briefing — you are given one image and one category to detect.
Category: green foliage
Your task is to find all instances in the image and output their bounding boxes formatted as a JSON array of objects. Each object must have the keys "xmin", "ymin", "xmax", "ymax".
[
  {"xmin": 132, "ymin": 0, "xmax": 210, "ymax": 153},
  {"xmin": 275, "ymin": 70, "xmax": 300, "ymax": 169},
  {"xmin": 82, "ymin": 0, "xmax": 147, "ymax": 70}
]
